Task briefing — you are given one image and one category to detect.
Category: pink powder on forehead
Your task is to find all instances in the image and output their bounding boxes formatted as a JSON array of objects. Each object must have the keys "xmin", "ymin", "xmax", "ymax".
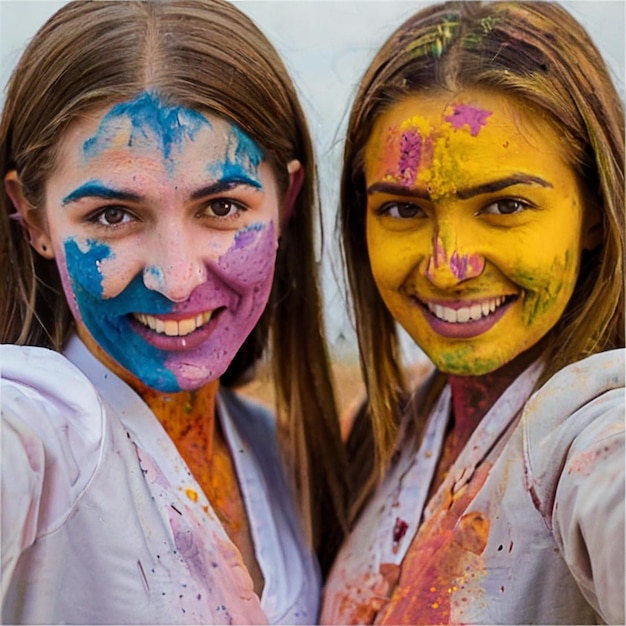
[
  {"xmin": 398, "ymin": 130, "xmax": 423, "ymax": 187},
  {"xmin": 445, "ymin": 104, "xmax": 492, "ymax": 136}
]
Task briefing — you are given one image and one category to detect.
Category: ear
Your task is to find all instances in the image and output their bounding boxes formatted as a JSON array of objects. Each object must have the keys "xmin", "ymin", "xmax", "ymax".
[
  {"xmin": 582, "ymin": 200, "xmax": 603, "ymax": 251},
  {"xmin": 4, "ymin": 170, "xmax": 54, "ymax": 259},
  {"xmin": 280, "ymin": 159, "xmax": 304, "ymax": 229}
]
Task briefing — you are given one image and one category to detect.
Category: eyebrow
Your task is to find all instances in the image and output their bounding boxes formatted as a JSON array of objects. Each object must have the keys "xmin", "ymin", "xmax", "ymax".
[
  {"xmin": 190, "ymin": 176, "xmax": 262, "ymax": 200},
  {"xmin": 62, "ymin": 175, "xmax": 262, "ymax": 206},
  {"xmin": 367, "ymin": 174, "xmax": 553, "ymax": 200},
  {"xmin": 62, "ymin": 181, "xmax": 141, "ymax": 205}
]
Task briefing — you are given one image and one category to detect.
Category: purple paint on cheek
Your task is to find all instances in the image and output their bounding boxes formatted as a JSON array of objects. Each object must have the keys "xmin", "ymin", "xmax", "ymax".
[
  {"xmin": 163, "ymin": 222, "xmax": 278, "ymax": 390},
  {"xmin": 217, "ymin": 223, "xmax": 276, "ymax": 288},
  {"xmin": 398, "ymin": 130, "xmax": 423, "ymax": 186},
  {"xmin": 444, "ymin": 104, "xmax": 492, "ymax": 136}
]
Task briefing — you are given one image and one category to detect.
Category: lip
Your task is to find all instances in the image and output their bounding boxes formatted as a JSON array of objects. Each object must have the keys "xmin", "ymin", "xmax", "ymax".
[
  {"xmin": 414, "ymin": 295, "xmax": 516, "ymax": 339},
  {"xmin": 128, "ymin": 308, "xmax": 226, "ymax": 351}
]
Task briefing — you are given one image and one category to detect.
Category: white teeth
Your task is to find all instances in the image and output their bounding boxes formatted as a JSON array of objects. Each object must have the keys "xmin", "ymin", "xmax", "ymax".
[
  {"xmin": 427, "ymin": 296, "xmax": 506, "ymax": 324},
  {"xmin": 133, "ymin": 311, "xmax": 214, "ymax": 336}
]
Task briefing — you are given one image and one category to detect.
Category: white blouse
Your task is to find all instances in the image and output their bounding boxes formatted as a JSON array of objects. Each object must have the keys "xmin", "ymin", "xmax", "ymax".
[
  {"xmin": 2, "ymin": 336, "xmax": 319, "ymax": 625},
  {"xmin": 321, "ymin": 350, "xmax": 624, "ymax": 625}
]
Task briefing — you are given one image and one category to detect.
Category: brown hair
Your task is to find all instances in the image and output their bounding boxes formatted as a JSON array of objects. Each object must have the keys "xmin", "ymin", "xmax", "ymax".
[
  {"xmin": 0, "ymin": 0, "xmax": 347, "ymax": 554},
  {"xmin": 340, "ymin": 1, "xmax": 624, "ymax": 476}
]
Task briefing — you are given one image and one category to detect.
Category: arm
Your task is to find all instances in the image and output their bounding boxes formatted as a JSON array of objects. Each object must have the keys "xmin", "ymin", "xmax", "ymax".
[
  {"xmin": 1, "ymin": 405, "xmax": 46, "ymax": 601},
  {"xmin": 552, "ymin": 393, "xmax": 625, "ymax": 625}
]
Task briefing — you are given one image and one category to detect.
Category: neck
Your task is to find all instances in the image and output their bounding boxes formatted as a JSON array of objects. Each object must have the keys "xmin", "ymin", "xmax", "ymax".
[
  {"xmin": 447, "ymin": 345, "xmax": 542, "ymax": 438},
  {"xmin": 140, "ymin": 381, "xmax": 220, "ymax": 459}
]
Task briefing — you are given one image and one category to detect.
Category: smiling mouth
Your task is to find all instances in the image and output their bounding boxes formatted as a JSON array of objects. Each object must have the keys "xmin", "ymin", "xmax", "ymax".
[
  {"xmin": 426, "ymin": 295, "xmax": 514, "ymax": 324},
  {"xmin": 132, "ymin": 311, "xmax": 214, "ymax": 337}
]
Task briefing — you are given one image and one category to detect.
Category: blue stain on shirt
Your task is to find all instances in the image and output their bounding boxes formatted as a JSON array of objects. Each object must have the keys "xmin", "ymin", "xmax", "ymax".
[{"xmin": 83, "ymin": 91, "xmax": 211, "ymax": 165}]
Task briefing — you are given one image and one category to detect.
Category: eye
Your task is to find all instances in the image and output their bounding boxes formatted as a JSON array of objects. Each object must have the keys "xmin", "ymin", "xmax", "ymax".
[
  {"xmin": 378, "ymin": 201, "xmax": 426, "ymax": 219},
  {"xmin": 479, "ymin": 199, "xmax": 532, "ymax": 215},
  {"xmin": 202, "ymin": 198, "xmax": 247, "ymax": 218},
  {"xmin": 89, "ymin": 207, "xmax": 135, "ymax": 226}
]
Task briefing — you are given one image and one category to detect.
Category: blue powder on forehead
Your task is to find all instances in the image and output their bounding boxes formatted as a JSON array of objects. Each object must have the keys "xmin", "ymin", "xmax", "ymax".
[{"xmin": 83, "ymin": 91, "xmax": 212, "ymax": 162}]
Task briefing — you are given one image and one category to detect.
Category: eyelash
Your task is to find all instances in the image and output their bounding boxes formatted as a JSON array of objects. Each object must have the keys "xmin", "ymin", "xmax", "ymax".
[
  {"xmin": 477, "ymin": 198, "xmax": 535, "ymax": 216},
  {"xmin": 84, "ymin": 196, "xmax": 249, "ymax": 229},
  {"xmin": 200, "ymin": 198, "xmax": 249, "ymax": 219},
  {"xmin": 86, "ymin": 206, "xmax": 136, "ymax": 228},
  {"xmin": 375, "ymin": 197, "xmax": 536, "ymax": 219},
  {"xmin": 376, "ymin": 201, "xmax": 426, "ymax": 219}
]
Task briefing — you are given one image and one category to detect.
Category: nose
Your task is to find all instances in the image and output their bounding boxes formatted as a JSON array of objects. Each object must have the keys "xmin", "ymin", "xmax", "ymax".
[
  {"xmin": 142, "ymin": 228, "xmax": 208, "ymax": 302},
  {"xmin": 423, "ymin": 230, "xmax": 485, "ymax": 289}
]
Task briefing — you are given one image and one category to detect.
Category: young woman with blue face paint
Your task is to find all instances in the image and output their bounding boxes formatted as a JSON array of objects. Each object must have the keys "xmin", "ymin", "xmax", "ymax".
[
  {"xmin": 320, "ymin": 2, "xmax": 624, "ymax": 624},
  {"xmin": 0, "ymin": 1, "xmax": 347, "ymax": 623}
]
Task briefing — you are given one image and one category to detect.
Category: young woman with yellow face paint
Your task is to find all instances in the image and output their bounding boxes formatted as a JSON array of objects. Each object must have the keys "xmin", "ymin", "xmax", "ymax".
[
  {"xmin": 321, "ymin": 2, "xmax": 624, "ymax": 624},
  {"xmin": 0, "ymin": 1, "xmax": 348, "ymax": 623}
]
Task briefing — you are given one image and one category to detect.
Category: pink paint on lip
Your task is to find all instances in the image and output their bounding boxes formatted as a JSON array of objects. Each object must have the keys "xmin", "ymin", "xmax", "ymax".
[
  {"xmin": 128, "ymin": 307, "xmax": 225, "ymax": 351},
  {"xmin": 413, "ymin": 296, "xmax": 514, "ymax": 339}
]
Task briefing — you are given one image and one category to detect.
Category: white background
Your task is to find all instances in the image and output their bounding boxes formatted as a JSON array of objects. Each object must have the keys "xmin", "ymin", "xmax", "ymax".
[{"xmin": 1, "ymin": 1, "xmax": 624, "ymax": 364}]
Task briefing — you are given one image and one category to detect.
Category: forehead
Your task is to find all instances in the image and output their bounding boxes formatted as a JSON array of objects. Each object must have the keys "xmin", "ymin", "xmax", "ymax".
[
  {"xmin": 53, "ymin": 92, "xmax": 264, "ymax": 172},
  {"xmin": 364, "ymin": 88, "xmax": 569, "ymax": 194}
]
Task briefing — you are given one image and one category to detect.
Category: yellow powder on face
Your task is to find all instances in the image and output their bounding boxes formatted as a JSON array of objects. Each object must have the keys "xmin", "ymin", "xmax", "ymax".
[{"xmin": 364, "ymin": 88, "xmax": 587, "ymax": 377}]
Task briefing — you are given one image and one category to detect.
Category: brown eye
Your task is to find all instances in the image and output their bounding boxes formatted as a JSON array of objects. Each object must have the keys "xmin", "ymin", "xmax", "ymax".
[
  {"xmin": 210, "ymin": 200, "xmax": 235, "ymax": 217},
  {"xmin": 481, "ymin": 199, "xmax": 531, "ymax": 215},
  {"xmin": 101, "ymin": 208, "xmax": 126, "ymax": 224},
  {"xmin": 203, "ymin": 199, "xmax": 247, "ymax": 218},
  {"xmin": 89, "ymin": 207, "xmax": 133, "ymax": 226},
  {"xmin": 379, "ymin": 201, "xmax": 425, "ymax": 219}
]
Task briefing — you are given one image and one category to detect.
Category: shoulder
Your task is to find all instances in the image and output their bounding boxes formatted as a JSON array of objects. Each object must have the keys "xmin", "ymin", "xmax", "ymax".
[
  {"xmin": 2, "ymin": 344, "xmax": 105, "ymax": 485},
  {"xmin": 522, "ymin": 349, "xmax": 624, "ymax": 515},
  {"xmin": 2, "ymin": 344, "xmax": 105, "ymax": 432}
]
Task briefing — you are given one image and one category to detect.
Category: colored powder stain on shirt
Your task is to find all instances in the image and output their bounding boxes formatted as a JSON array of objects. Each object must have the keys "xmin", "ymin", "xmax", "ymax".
[
  {"xmin": 567, "ymin": 439, "xmax": 620, "ymax": 476},
  {"xmin": 444, "ymin": 104, "xmax": 492, "ymax": 136},
  {"xmin": 377, "ymin": 464, "xmax": 492, "ymax": 625}
]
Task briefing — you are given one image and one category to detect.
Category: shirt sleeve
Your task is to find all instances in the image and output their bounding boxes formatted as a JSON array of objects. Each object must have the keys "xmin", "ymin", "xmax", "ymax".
[
  {"xmin": 1, "ymin": 346, "xmax": 104, "ymax": 604},
  {"xmin": 1, "ymin": 404, "xmax": 47, "ymax": 600},
  {"xmin": 552, "ymin": 389, "xmax": 625, "ymax": 625}
]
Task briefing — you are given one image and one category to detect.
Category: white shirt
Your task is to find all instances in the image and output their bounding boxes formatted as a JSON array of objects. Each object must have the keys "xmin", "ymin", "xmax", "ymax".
[
  {"xmin": 2, "ymin": 336, "xmax": 319, "ymax": 625},
  {"xmin": 321, "ymin": 350, "xmax": 624, "ymax": 625}
]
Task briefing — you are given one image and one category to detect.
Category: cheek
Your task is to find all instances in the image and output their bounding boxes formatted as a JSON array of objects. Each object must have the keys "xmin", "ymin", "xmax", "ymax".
[
  {"xmin": 62, "ymin": 237, "xmax": 111, "ymax": 299},
  {"xmin": 366, "ymin": 226, "xmax": 420, "ymax": 293},
  {"xmin": 217, "ymin": 222, "xmax": 278, "ymax": 290}
]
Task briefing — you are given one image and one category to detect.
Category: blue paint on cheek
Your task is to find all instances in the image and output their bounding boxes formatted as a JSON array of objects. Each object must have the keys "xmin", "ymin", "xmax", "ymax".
[
  {"xmin": 64, "ymin": 238, "xmax": 180, "ymax": 391},
  {"xmin": 64, "ymin": 237, "xmax": 111, "ymax": 297},
  {"xmin": 83, "ymin": 91, "xmax": 212, "ymax": 164}
]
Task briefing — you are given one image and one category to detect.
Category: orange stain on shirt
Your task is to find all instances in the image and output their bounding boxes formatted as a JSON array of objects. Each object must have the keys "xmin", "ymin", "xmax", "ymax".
[{"xmin": 376, "ymin": 462, "xmax": 492, "ymax": 625}]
